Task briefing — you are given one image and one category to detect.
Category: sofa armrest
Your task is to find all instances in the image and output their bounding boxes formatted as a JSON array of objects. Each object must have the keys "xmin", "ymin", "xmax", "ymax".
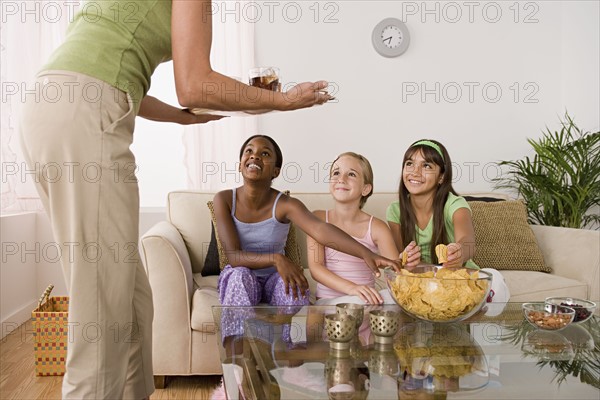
[
  {"xmin": 530, "ymin": 225, "xmax": 600, "ymax": 300},
  {"xmin": 139, "ymin": 221, "xmax": 194, "ymax": 374}
]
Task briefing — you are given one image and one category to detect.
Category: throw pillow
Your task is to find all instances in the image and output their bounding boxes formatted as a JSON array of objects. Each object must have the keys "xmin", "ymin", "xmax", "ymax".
[
  {"xmin": 201, "ymin": 223, "xmax": 221, "ymax": 277},
  {"xmin": 463, "ymin": 195, "xmax": 505, "ymax": 203},
  {"xmin": 205, "ymin": 191, "xmax": 302, "ymax": 273},
  {"xmin": 206, "ymin": 200, "xmax": 229, "ymax": 271},
  {"xmin": 468, "ymin": 200, "xmax": 550, "ymax": 272}
]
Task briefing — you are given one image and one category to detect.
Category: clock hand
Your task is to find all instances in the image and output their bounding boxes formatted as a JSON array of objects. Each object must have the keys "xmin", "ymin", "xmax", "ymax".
[{"xmin": 383, "ymin": 37, "xmax": 392, "ymax": 45}]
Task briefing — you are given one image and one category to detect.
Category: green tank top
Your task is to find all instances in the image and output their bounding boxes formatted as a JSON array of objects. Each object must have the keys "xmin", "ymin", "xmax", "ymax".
[{"xmin": 43, "ymin": 0, "xmax": 172, "ymax": 112}]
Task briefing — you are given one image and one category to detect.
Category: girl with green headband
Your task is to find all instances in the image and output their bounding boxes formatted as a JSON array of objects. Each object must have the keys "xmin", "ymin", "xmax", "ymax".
[
  {"xmin": 385, "ymin": 139, "xmax": 510, "ymax": 303},
  {"xmin": 386, "ymin": 139, "xmax": 476, "ymax": 268}
]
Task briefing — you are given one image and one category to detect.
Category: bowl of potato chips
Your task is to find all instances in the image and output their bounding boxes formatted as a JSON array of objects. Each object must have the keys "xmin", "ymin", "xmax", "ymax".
[{"xmin": 385, "ymin": 266, "xmax": 492, "ymax": 323}]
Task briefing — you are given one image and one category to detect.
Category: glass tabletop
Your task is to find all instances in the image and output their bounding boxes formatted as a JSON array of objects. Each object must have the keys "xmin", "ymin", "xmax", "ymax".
[{"xmin": 211, "ymin": 303, "xmax": 600, "ymax": 400}]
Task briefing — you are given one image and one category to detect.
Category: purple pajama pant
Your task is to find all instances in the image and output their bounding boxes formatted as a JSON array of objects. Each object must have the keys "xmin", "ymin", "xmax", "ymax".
[{"xmin": 218, "ymin": 265, "xmax": 309, "ymax": 340}]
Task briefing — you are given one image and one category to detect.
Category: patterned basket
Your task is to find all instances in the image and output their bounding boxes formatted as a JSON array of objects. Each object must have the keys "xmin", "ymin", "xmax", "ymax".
[{"xmin": 31, "ymin": 284, "xmax": 69, "ymax": 376}]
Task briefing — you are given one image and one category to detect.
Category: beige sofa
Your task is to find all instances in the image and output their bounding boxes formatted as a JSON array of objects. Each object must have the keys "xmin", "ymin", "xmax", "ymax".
[{"xmin": 139, "ymin": 191, "xmax": 600, "ymax": 382}]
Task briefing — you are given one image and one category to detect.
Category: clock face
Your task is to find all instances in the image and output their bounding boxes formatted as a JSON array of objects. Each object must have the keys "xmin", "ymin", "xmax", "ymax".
[
  {"xmin": 381, "ymin": 26, "xmax": 404, "ymax": 49},
  {"xmin": 372, "ymin": 18, "xmax": 410, "ymax": 58}
]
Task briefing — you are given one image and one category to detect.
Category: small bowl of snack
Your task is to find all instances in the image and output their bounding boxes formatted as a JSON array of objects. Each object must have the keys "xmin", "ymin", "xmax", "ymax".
[
  {"xmin": 545, "ymin": 297, "xmax": 596, "ymax": 324},
  {"xmin": 384, "ymin": 266, "xmax": 492, "ymax": 323},
  {"xmin": 522, "ymin": 302, "xmax": 575, "ymax": 331}
]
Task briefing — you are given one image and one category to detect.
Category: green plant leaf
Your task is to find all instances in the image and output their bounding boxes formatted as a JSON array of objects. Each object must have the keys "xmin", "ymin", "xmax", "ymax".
[{"xmin": 493, "ymin": 113, "xmax": 600, "ymax": 229}]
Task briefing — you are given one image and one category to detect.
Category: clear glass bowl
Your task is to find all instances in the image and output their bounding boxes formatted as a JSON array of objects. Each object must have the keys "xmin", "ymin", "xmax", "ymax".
[
  {"xmin": 384, "ymin": 266, "xmax": 492, "ymax": 323},
  {"xmin": 522, "ymin": 302, "xmax": 575, "ymax": 331},
  {"xmin": 545, "ymin": 297, "xmax": 596, "ymax": 324}
]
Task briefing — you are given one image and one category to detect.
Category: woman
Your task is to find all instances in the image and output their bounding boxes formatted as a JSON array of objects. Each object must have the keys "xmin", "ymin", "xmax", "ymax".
[{"xmin": 19, "ymin": 1, "xmax": 332, "ymax": 399}]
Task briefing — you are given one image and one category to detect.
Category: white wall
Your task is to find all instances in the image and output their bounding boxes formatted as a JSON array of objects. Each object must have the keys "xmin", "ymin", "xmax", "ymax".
[
  {"xmin": 1, "ymin": 213, "xmax": 37, "ymax": 339},
  {"xmin": 132, "ymin": 63, "xmax": 188, "ymax": 207},
  {"xmin": 248, "ymin": 0, "xmax": 599, "ymax": 194}
]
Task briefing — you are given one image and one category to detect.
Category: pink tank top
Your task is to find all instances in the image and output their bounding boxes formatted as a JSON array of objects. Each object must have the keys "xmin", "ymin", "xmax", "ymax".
[{"xmin": 316, "ymin": 210, "xmax": 379, "ymax": 299}]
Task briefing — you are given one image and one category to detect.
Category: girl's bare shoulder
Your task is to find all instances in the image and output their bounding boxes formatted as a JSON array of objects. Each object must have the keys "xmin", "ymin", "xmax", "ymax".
[
  {"xmin": 214, "ymin": 189, "xmax": 233, "ymax": 202},
  {"xmin": 213, "ymin": 190, "xmax": 235, "ymax": 212},
  {"xmin": 371, "ymin": 216, "xmax": 393, "ymax": 233},
  {"xmin": 275, "ymin": 191, "xmax": 311, "ymax": 219}
]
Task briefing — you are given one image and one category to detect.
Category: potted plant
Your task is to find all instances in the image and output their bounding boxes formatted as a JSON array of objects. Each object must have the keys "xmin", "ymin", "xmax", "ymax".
[{"xmin": 494, "ymin": 113, "xmax": 599, "ymax": 229}]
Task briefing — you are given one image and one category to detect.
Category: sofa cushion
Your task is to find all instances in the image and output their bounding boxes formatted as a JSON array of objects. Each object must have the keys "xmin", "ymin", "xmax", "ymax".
[
  {"xmin": 469, "ymin": 200, "xmax": 550, "ymax": 273},
  {"xmin": 500, "ymin": 270, "xmax": 588, "ymax": 302},
  {"xmin": 191, "ymin": 288, "xmax": 220, "ymax": 332},
  {"xmin": 193, "ymin": 273, "xmax": 219, "ymax": 290},
  {"xmin": 167, "ymin": 191, "xmax": 216, "ymax": 274}
]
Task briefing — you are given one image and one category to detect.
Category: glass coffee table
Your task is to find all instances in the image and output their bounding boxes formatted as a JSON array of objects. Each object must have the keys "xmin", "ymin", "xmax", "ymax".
[{"xmin": 212, "ymin": 303, "xmax": 599, "ymax": 400}]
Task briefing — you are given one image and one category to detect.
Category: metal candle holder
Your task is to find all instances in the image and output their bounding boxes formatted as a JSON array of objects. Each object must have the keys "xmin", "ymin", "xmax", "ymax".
[
  {"xmin": 369, "ymin": 310, "xmax": 400, "ymax": 344},
  {"xmin": 325, "ymin": 313, "xmax": 357, "ymax": 350},
  {"xmin": 336, "ymin": 303, "xmax": 365, "ymax": 330}
]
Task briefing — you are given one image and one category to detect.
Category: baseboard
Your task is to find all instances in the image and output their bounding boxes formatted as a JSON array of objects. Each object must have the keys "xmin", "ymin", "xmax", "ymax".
[{"xmin": 1, "ymin": 300, "xmax": 37, "ymax": 340}]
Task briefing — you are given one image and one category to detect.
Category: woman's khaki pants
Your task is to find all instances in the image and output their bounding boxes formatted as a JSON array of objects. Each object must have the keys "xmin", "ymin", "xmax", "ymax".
[{"xmin": 19, "ymin": 71, "xmax": 154, "ymax": 399}]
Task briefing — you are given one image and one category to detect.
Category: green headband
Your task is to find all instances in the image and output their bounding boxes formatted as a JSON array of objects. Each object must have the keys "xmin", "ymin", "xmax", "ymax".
[{"xmin": 412, "ymin": 140, "xmax": 444, "ymax": 161}]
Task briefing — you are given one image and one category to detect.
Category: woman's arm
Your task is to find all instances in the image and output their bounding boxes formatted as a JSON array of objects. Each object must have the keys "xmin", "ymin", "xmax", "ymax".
[
  {"xmin": 306, "ymin": 212, "xmax": 384, "ymax": 303},
  {"xmin": 138, "ymin": 95, "xmax": 227, "ymax": 124},
  {"xmin": 283, "ymin": 198, "xmax": 399, "ymax": 275},
  {"xmin": 212, "ymin": 191, "xmax": 308, "ymax": 298},
  {"xmin": 171, "ymin": 0, "xmax": 331, "ymax": 111},
  {"xmin": 447, "ymin": 208, "xmax": 476, "ymax": 267}
]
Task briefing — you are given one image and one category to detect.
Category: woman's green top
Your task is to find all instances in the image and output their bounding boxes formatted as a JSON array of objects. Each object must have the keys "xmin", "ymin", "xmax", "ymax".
[{"xmin": 43, "ymin": 0, "xmax": 172, "ymax": 112}]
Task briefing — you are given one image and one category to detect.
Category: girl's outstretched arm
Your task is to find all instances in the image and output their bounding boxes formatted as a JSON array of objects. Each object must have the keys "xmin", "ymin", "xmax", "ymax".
[
  {"xmin": 447, "ymin": 208, "xmax": 476, "ymax": 267},
  {"xmin": 281, "ymin": 197, "xmax": 400, "ymax": 276}
]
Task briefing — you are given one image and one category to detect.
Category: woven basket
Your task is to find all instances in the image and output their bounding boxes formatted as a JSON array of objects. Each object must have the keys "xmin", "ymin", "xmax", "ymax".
[{"xmin": 31, "ymin": 285, "xmax": 69, "ymax": 376}]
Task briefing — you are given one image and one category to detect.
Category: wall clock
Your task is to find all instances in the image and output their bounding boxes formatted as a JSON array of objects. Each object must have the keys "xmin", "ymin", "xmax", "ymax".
[{"xmin": 372, "ymin": 18, "xmax": 410, "ymax": 58}]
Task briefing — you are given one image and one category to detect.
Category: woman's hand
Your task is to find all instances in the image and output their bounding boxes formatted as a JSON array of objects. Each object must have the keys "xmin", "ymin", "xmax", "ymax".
[
  {"xmin": 348, "ymin": 285, "xmax": 383, "ymax": 305},
  {"xmin": 280, "ymin": 81, "xmax": 333, "ymax": 111},
  {"xmin": 401, "ymin": 241, "xmax": 421, "ymax": 269},
  {"xmin": 275, "ymin": 254, "xmax": 309, "ymax": 300},
  {"xmin": 443, "ymin": 242, "xmax": 463, "ymax": 268}
]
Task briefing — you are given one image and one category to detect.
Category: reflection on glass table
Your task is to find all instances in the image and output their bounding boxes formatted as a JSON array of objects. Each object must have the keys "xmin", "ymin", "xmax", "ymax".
[
  {"xmin": 395, "ymin": 322, "xmax": 489, "ymax": 399},
  {"xmin": 500, "ymin": 315, "xmax": 599, "ymax": 390},
  {"xmin": 212, "ymin": 304, "xmax": 600, "ymax": 400}
]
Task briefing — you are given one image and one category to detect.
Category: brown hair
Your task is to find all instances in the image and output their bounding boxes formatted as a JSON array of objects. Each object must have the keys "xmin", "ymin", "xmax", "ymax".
[
  {"xmin": 330, "ymin": 152, "xmax": 374, "ymax": 209},
  {"xmin": 398, "ymin": 140, "xmax": 457, "ymax": 263}
]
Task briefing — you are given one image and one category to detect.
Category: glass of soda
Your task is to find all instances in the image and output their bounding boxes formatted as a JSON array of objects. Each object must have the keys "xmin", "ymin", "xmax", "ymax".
[{"xmin": 248, "ymin": 67, "xmax": 281, "ymax": 91}]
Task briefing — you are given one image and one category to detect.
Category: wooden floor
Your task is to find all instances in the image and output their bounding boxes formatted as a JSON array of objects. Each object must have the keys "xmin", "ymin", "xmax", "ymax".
[{"xmin": 0, "ymin": 321, "xmax": 221, "ymax": 399}]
